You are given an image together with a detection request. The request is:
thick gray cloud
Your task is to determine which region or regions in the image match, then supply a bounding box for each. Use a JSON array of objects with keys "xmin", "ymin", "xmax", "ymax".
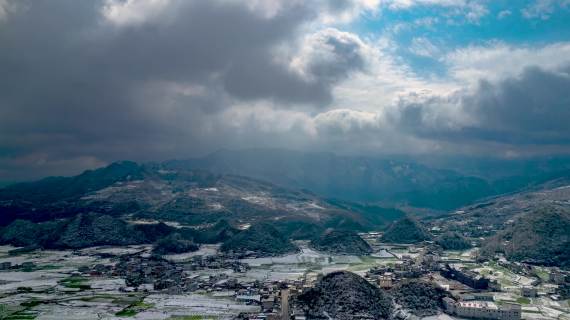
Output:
[
  {"xmin": 394, "ymin": 65, "xmax": 570, "ymax": 146},
  {"xmin": 1, "ymin": 0, "xmax": 570, "ymax": 182},
  {"xmin": 0, "ymin": 0, "xmax": 369, "ymax": 180}
]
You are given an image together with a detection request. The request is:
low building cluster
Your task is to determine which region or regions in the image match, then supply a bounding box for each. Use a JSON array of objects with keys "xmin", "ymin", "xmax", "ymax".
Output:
[
  {"xmin": 74, "ymin": 254, "xmax": 249, "ymax": 294},
  {"xmin": 0, "ymin": 261, "xmax": 35, "ymax": 271},
  {"xmin": 235, "ymin": 285, "xmax": 295, "ymax": 320},
  {"xmin": 187, "ymin": 255, "xmax": 250, "ymax": 272},
  {"xmin": 366, "ymin": 253, "xmax": 442, "ymax": 287},
  {"xmin": 76, "ymin": 253, "xmax": 301, "ymax": 319}
]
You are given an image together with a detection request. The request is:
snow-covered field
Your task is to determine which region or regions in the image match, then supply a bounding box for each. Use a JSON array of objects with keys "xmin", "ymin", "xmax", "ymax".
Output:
[
  {"xmin": 163, "ymin": 244, "xmax": 220, "ymax": 262},
  {"xmin": 0, "ymin": 243, "xmax": 393, "ymax": 319}
]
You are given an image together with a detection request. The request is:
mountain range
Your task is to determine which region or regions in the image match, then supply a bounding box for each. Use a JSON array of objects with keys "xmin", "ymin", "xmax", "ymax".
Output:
[
  {"xmin": 2, "ymin": 149, "xmax": 570, "ymax": 265},
  {"xmin": 0, "ymin": 159, "xmax": 411, "ymax": 252},
  {"xmin": 165, "ymin": 149, "xmax": 570, "ymax": 210},
  {"xmin": 0, "ymin": 161, "xmax": 368, "ymax": 228}
]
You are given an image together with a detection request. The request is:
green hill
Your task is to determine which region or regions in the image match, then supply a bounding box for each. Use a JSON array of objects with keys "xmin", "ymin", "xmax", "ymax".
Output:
[
  {"xmin": 220, "ymin": 222, "xmax": 297, "ymax": 257},
  {"xmin": 436, "ymin": 232, "xmax": 472, "ymax": 250},
  {"xmin": 1, "ymin": 213, "xmax": 148, "ymax": 249},
  {"xmin": 0, "ymin": 219, "xmax": 64, "ymax": 248},
  {"xmin": 392, "ymin": 280, "xmax": 449, "ymax": 316},
  {"xmin": 480, "ymin": 206, "xmax": 570, "ymax": 268},
  {"xmin": 193, "ymin": 219, "xmax": 240, "ymax": 243},
  {"xmin": 153, "ymin": 233, "xmax": 199, "ymax": 255},
  {"xmin": 55, "ymin": 213, "xmax": 145, "ymax": 248},
  {"xmin": 272, "ymin": 220, "xmax": 325, "ymax": 240},
  {"xmin": 298, "ymin": 271, "xmax": 393, "ymax": 320},
  {"xmin": 0, "ymin": 215, "xmax": 197, "ymax": 250},
  {"xmin": 310, "ymin": 230, "xmax": 372, "ymax": 255},
  {"xmin": 381, "ymin": 217, "xmax": 432, "ymax": 244}
]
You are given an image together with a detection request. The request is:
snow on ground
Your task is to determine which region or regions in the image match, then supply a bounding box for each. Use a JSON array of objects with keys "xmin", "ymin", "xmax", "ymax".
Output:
[
  {"xmin": 79, "ymin": 245, "xmax": 151, "ymax": 256},
  {"xmin": 34, "ymin": 300, "xmax": 122, "ymax": 320},
  {"xmin": 163, "ymin": 244, "xmax": 220, "ymax": 262},
  {"xmin": 89, "ymin": 278, "xmax": 125, "ymax": 291},
  {"xmin": 241, "ymin": 195, "xmax": 275, "ymax": 208},
  {"xmin": 145, "ymin": 293, "xmax": 260, "ymax": 318},
  {"xmin": 422, "ymin": 313, "xmax": 460, "ymax": 320},
  {"xmin": 0, "ymin": 271, "xmax": 68, "ymax": 291},
  {"xmin": 240, "ymin": 247, "xmax": 362, "ymax": 267},
  {"xmin": 128, "ymin": 219, "xmax": 184, "ymax": 229}
]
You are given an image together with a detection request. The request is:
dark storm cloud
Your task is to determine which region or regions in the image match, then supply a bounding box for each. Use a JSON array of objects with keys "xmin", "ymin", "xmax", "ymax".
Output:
[
  {"xmin": 394, "ymin": 65, "xmax": 570, "ymax": 146},
  {"xmin": 0, "ymin": 0, "xmax": 368, "ymax": 180},
  {"xmin": 224, "ymin": 27, "xmax": 368, "ymax": 104},
  {"xmin": 222, "ymin": 53, "xmax": 333, "ymax": 104},
  {"xmin": 305, "ymin": 30, "xmax": 366, "ymax": 83},
  {"xmin": 468, "ymin": 66, "xmax": 570, "ymax": 144}
]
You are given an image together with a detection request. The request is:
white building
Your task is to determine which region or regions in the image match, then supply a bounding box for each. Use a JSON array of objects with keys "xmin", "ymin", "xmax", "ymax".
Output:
[{"xmin": 444, "ymin": 298, "xmax": 521, "ymax": 320}]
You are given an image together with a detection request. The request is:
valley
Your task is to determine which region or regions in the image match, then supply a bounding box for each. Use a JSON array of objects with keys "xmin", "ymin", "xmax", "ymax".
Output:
[
  {"xmin": 0, "ymin": 161, "xmax": 569, "ymax": 320},
  {"xmin": 4, "ymin": 2, "xmax": 570, "ymax": 319}
]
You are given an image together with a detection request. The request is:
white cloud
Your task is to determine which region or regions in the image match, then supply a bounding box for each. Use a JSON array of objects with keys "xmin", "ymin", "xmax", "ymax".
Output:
[
  {"xmin": 222, "ymin": 102, "xmax": 317, "ymax": 136},
  {"xmin": 314, "ymin": 109, "xmax": 382, "ymax": 133},
  {"xmin": 382, "ymin": 0, "xmax": 488, "ymax": 23},
  {"xmin": 409, "ymin": 37, "xmax": 440, "ymax": 58},
  {"xmin": 414, "ymin": 16, "xmax": 440, "ymax": 27},
  {"xmin": 329, "ymin": 35, "xmax": 457, "ymax": 113},
  {"xmin": 497, "ymin": 9, "xmax": 511, "ymax": 19},
  {"xmin": 464, "ymin": 2, "xmax": 488, "ymax": 23},
  {"xmin": 383, "ymin": 0, "xmax": 467, "ymax": 10},
  {"xmin": 446, "ymin": 42, "xmax": 570, "ymax": 85},
  {"xmin": 521, "ymin": 0, "xmax": 570, "ymax": 20}
]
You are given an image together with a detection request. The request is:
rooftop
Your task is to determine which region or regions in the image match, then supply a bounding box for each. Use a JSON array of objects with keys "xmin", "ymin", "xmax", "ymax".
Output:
[{"xmin": 458, "ymin": 301, "xmax": 498, "ymax": 310}]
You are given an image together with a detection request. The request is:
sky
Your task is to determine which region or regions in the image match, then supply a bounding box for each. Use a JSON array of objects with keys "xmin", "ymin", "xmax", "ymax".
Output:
[{"xmin": 1, "ymin": 0, "xmax": 570, "ymax": 181}]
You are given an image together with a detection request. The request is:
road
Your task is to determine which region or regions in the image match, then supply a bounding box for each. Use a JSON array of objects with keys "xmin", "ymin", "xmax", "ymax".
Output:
[{"xmin": 281, "ymin": 288, "xmax": 289, "ymax": 320}]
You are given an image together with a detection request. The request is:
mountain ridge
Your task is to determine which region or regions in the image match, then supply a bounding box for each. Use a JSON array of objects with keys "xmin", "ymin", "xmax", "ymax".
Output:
[
  {"xmin": 165, "ymin": 149, "xmax": 570, "ymax": 211},
  {"xmin": 0, "ymin": 161, "xmax": 404, "ymax": 236},
  {"xmin": 480, "ymin": 206, "xmax": 570, "ymax": 267}
]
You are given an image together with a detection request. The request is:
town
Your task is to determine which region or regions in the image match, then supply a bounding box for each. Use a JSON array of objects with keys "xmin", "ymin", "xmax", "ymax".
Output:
[{"xmin": 0, "ymin": 233, "xmax": 568, "ymax": 320}]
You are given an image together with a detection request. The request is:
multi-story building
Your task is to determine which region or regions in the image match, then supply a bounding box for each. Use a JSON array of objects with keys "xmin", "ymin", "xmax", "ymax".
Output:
[
  {"xmin": 521, "ymin": 286, "xmax": 538, "ymax": 297},
  {"xmin": 443, "ymin": 298, "xmax": 521, "ymax": 320},
  {"xmin": 0, "ymin": 262, "xmax": 11, "ymax": 270},
  {"xmin": 549, "ymin": 270, "xmax": 567, "ymax": 284},
  {"xmin": 441, "ymin": 265, "xmax": 489, "ymax": 289},
  {"xmin": 378, "ymin": 274, "xmax": 394, "ymax": 289}
]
